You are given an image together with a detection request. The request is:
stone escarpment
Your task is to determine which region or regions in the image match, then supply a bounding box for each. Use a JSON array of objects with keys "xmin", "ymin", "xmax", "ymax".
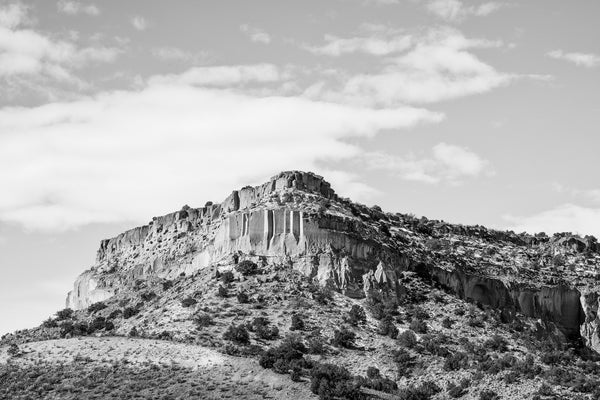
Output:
[
  {"xmin": 66, "ymin": 170, "xmax": 600, "ymax": 354},
  {"xmin": 416, "ymin": 264, "xmax": 586, "ymax": 340},
  {"xmin": 67, "ymin": 171, "xmax": 402, "ymax": 309}
]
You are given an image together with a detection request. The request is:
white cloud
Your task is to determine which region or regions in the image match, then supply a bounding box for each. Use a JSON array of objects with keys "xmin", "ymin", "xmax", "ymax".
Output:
[
  {"xmin": 0, "ymin": 2, "xmax": 28, "ymax": 28},
  {"xmin": 504, "ymin": 204, "xmax": 600, "ymax": 237},
  {"xmin": 148, "ymin": 64, "xmax": 285, "ymax": 86},
  {"xmin": 364, "ymin": 142, "xmax": 489, "ymax": 184},
  {"xmin": 151, "ymin": 46, "xmax": 209, "ymax": 63},
  {"xmin": 0, "ymin": 64, "xmax": 442, "ymax": 231},
  {"xmin": 547, "ymin": 49, "xmax": 600, "ymax": 68},
  {"xmin": 426, "ymin": 0, "xmax": 503, "ymax": 22},
  {"xmin": 304, "ymin": 33, "xmax": 412, "ymax": 56},
  {"xmin": 0, "ymin": 3, "xmax": 119, "ymax": 81},
  {"xmin": 305, "ymin": 27, "xmax": 512, "ymax": 105},
  {"xmin": 57, "ymin": 1, "xmax": 100, "ymax": 16},
  {"xmin": 131, "ymin": 16, "xmax": 148, "ymax": 31},
  {"xmin": 552, "ymin": 183, "xmax": 600, "ymax": 203},
  {"xmin": 240, "ymin": 24, "xmax": 271, "ymax": 44}
]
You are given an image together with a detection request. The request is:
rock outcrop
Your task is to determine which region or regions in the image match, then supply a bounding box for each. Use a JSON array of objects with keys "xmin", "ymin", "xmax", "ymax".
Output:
[{"xmin": 66, "ymin": 170, "xmax": 600, "ymax": 353}]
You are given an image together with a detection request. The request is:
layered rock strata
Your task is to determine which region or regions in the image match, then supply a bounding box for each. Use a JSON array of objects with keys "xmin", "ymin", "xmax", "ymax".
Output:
[{"xmin": 66, "ymin": 170, "xmax": 600, "ymax": 353}]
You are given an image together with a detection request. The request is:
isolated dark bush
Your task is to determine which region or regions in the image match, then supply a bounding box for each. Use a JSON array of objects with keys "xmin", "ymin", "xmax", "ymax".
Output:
[
  {"xmin": 290, "ymin": 365, "xmax": 302, "ymax": 382},
  {"xmin": 259, "ymin": 335, "xmax": 306, "ymax": 371},
  {"xmin": 221, "ymin": 271, "xmax": 235, "ymax": 284},
  {"xmin": 7, "ymin": 344, "xmax": 20, "ymax": 357},
  {"xmin": 236, "ymin": 291, "xmax": 249, "ymax": 303},
  {"xmin": 223, "ymin": 324, "xmax": 250, "ymax": 345},
  {"xmin": 447, "ymin": 379, "xmax": 470, "ymax": 398},
  {"xmin": 442, "ymin": 316, "xmax": 454, "ymax": 329},
  {"xmin": 217, "ymin": 285, "xmax": 228, "ymax": 297},
  {"xmin": 484, "ymin": 334, "xmax": 508, "ymax": 352},
  {"xmin": 312, "ymin": 285, "xmax": 333, "ymax": 304},
  {"xmin": 307, "ymin": 335, "xmax": 326, "ymax": 354},
  {"xmin": 290, "ymin": 314, "xmax": 305, "ymax": 331},
  {"xmin": 162, "ymin": 280, "xmax": 174, "ymax": 290},
  {"xmin": 392, "ymin": 348, "xmax": 415, "ymax": 378},
  {"xmin": 310, "ymin": 363, "xmax": 361, "ymax": 400},
  {"xmin": 479, "ymin": 389, "xmax": 499, "ymax": 400},
  {"xmin": 42, "ymin": 317, "xmax": 58, "ymax": 328},
  {"xmin": 444, "ymin": 352, "xmax": 469, "ymax": 371},
  {"xmin": 378, "ymin": 318, "xmax": 398, "ymax": 339},
  {"xmin": 157, "ymin": 331, "xmax": 172, "ymax": 340},
  {"xmin": 140, "ymin": 291, "xmax": 156, "ymax": 302},
  {"xmin": 128, "ymin": 327, "xmax": 139, "ymax": 337},
  {"xmin": 56, "ymin": 308, "xmax": 74, "ymax": 321},
  {"xmin": 421, "ymin": 334, "xmax": 450, "ymax": 357},
  {"xmin": 181, "ymin": 297, "xmax": 197, "ymax": 308},
  {"xmin": 195, "ymin": 313, "xmax": 214, "ymax": 329},
  {"xmin": 122, "ymin": 307, "xmax": 139, "ymax": 319},
  {"xmin": 396, "ymin": 381, "xmax": 440, "ymax": 400},
  {"xmin": 347, "ymin": 305, "xmax": 367, "ymax": 326},
  {"xmin": 88, "ymin": 302, "xmax": 107, "ymax": 313},
  {"xmin": 398, "ymin": 329, "xmax": 418, "ymax": 348},
  {"xmin": 331, "ymin": 327, "xmax": 356, "ymax": 348},
  {"xmin": 409, "ymin": 318, "xmax": 428, "ymax": 334},
  {"xmin": 235, "ymin": 260, "xmax": 258, "ymax": 275}
]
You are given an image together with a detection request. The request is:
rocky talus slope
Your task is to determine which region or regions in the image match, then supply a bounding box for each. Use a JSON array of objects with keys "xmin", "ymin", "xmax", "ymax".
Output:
[{"xmin": 2, "ymin": 171, "xmax": 600, "ymax": 400}]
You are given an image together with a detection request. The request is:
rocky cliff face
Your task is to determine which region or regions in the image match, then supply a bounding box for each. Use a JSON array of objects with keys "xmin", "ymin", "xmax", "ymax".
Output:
[{"xmin": 66, "ymin": 170, "xmax": 600, "ymax": 353}]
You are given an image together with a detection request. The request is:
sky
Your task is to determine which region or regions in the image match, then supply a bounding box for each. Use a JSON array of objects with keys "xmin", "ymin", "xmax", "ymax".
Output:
[{"xmin": 1, "ymin": 0, "xmax": 599, "ymax": 335}]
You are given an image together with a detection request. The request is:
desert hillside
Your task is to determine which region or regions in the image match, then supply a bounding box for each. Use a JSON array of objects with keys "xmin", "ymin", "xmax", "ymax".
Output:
[{"xmin": 2, "ymin": 171, "xmax": 599, "ymax": 400}]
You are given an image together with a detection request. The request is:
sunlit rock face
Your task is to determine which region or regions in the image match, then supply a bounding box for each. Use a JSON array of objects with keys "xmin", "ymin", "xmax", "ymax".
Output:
[
  {"xmin": 67, "ymin": 171, "xmax": 398, "ymax": 309},
  {"xmin": 66, "ymin": 170, "xmax": 600, "ymax": 354}
]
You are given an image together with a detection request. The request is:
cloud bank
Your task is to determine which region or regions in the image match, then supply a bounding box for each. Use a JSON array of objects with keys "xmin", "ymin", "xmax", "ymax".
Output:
[{"xmin": 0, "ymin": 64, "xmax": 442, "ymax": 231}]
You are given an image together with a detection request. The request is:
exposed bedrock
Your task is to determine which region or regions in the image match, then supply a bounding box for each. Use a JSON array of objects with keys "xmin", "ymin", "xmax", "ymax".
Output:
[{"xmin": 417, "ymin": 264, "xmax": 591, "ymax": 344}]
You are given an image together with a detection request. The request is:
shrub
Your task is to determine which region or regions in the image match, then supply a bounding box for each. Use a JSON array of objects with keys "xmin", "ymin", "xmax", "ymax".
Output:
[
  {"xmin": 484, "ymin": 335, "xmax": 508, "ymax": 353},
  {"xmin": 235, "ymin": 260, "xmax": 258, "ymax": 275},
  {"xmin": 310, "ymin": 363, "xmax": 361, "ymax": 400},
  {"xmin": 366, "ymin": 367, "xmax": 380, "ymax": 380},
  {"xmin": 181, "ymin": 297, "xmax": 197, "ymax": 308},
  {"xmin": 398, "ymin": 330, "xmax": 418, "ymax": 348},
  {"xmin": 237, "ymin": 291, "xmax": 249, "ymax": 303},
  {"xmin": 88, "ymin": 302, "xmax": 107, "ymax": 313},
  {"xmin": 409, "ymin": 318, "xmax": 428, "ymax": 334},
  {"xmin": 157, "ymin": 331, "xmax": 172, "ymax": 340},
  {"xmin": 346, "ymin": 305, "xmax": 367, "ymax": 326},
  {"xmin": 140, "ymin": 291, "xmax": 156, "ymax": 302},
  {"xmin": 331, "ymin": 327, "xmax": 356, "ymax": 348},
  {"xmin": 7, "ymin": 344, "xmax": 20, "ymax": 357},
  {"xmin": 217, "ymin": 285, "xmax": 228, "ymax": 298},
  {"xmin": 256, "ymin": 324, "xmax": 279, "ymax": 340},
  {"xmin": 221, "ymin": 270, "xmax": 235, "ymax": 284},
  {"xmin": 392, "ymin": 348, "xmax": 415, "ymax": 378},
  {"xmin": 42, "ymin": 317, "xmax": 58, "ymax": 328},
  {"xmin": 444, "ymin": 352, "xmax": 469, "ymax": 371},
  {"xmin": 259, "ymin": 335, "xmax": 307, "ymax": 371},
  {"xmin": 195, "ymin": 313, "xmax": 214, "ymax": 329},
  {"xmin": 397, "ymin": 381, "xmax": 440, "ymax": 400},
  {"xmin": 162, "ymin": 280, "xmax": 173, "ymax": 290},
  {"xmin": 307, "ymin": 335, "xmax": 326, "ymax": 355},
  {"xmin": 290, "ymin": 366, "xmax": 302, "ymax": 382},
  {"xmin": 223, "ymin": 324, "xmax": 249, "ymax": 345},
  {"xmin": 442, "ymin": 316, "xmax": 454, "ymax": 329},
  {"xmin": 447, "ymin": 379, "xmax": 469, "ymax": 398},
  {"xmin": 479, "ymin": 390, "xmax": 499, "ymax": 400},
  {"xmin": 312, "ymin": 285, "xmax": 333, "ymax": 305},
  {"xmin": 378, "ymin": 318, "xmax": 399, "ymax": 339},
  {"xmin": 290, "ymin": 314, "xmax": 305, "ymax": 331},
  {"xmin": 56, "ymin": 308, "xmax": 74, "ymax": 321},
  {"xmin": 123, "ymin": 307, "xmax": 139, "ymax": 319},
  {"xmin": 421, "ymin": 334, "xmax": 450, "ymax": 357}
]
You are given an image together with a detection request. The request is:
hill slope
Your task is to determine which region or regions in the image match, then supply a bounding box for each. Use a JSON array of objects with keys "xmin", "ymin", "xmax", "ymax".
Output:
[{"xmin": 2, "ymin": 171, "xmax": 600, "ymax": 399}]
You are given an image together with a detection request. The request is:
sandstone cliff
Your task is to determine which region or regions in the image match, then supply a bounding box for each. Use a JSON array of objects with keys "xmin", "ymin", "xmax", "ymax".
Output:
[{"xmin": 66, "ymin": 170, "xmax": 600, "ymax": 353}]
